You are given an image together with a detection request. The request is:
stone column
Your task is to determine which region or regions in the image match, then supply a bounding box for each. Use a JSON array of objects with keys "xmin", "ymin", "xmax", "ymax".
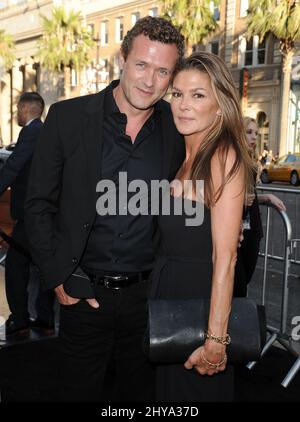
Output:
[
  {"xmin": 24, "ymin": 56, "xmax": 37, "ymax": 92},
  {"xmin": 224, "ymin": 0, "xmax": 237, "ymax": 67},
  {"xmin": 270, "ymin": 92, "xmax": 280, "ymax": 155},
  {"xmin": 0, "ymin": 70, "xmax": 12, "ymax": 145}
]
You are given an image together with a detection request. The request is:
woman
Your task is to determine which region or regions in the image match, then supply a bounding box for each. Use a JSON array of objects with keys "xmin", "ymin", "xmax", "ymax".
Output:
[
  {"xmin": 234, "ymin": 117, "xmax": 286, "ymax": 297},
  {"xmin": 151, "ymin": 52, "xmax": 254, "ymax": 402}
]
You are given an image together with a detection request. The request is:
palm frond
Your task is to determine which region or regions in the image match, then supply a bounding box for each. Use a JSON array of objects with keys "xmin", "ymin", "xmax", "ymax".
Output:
[
  {"xmin": 247, "ymin": 0, "xmax": 300, "ymax": 47},
  {"xmin": 37, "ymin": 6, "xmax": 95, "ymax": 72},
  {"xmin": 159, "ymin": 0, "xmax": 220, "ymax": 47},
  {"xmin": 0, "ymin": 29, "xmax": 15, "ymax": 70}
]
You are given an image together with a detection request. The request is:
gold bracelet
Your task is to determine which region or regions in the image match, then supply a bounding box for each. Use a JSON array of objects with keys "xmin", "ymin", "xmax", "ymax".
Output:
[
  {"xmin": 205, "ymin": 331, "xmax": 231, "ymax": 345},
  {"xmin": 200, "ymin": 351, "xmax": 227, "ymax": 369}
]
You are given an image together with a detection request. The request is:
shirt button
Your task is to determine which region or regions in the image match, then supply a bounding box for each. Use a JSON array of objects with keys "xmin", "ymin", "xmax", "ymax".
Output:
[
  {"xmin": 83, "ymin": 223, "xmax": 90, "ymax": 229},
  {"xmin": 118, "ymin": 233, "xmax": 123, "ymax": 238},
  {"xmin": 72, "ymin": 257, "xmax": 78, "ymax": 264}
]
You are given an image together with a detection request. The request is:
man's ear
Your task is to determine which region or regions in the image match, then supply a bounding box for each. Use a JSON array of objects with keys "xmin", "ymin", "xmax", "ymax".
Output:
[{"xmin": 119, "ymin": 54, "xmax": 125, "ymax": 70}]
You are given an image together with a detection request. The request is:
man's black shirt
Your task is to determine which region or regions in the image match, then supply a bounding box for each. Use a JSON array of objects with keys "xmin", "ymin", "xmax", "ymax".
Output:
[{"xmin": 80, "ymin": 80, "xmax": 163, "ymax": 273}]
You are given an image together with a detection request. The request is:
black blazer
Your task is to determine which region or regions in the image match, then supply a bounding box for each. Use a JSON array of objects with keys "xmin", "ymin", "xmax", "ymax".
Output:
[
  {"xmin": 0, "ymin": 118, "xmax": 43, "ymax": 220},
  {"xmin": 25, "ymin": 87, "xmax": 185, "ymax": 291}
]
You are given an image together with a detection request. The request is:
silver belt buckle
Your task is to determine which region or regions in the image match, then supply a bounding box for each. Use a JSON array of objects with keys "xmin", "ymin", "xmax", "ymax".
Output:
[{"xmin": 103, "ymin": 274, "xmax": 129, "ymax": 289}]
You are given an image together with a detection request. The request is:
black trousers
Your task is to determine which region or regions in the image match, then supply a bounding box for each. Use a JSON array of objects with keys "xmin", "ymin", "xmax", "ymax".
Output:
[
  {"xmin": 5, "ymin": 220, "xmax": 55, "ymax": 325},
  {"xmin": 234, "ymin": 230, "xmax": 262, "ymax": 298},
  {"xmin": 58, "ymin": 278, "xmax": 155, "ymax": 402}
]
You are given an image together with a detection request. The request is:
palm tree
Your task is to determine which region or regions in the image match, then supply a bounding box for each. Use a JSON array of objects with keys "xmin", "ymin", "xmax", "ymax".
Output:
[
  {"xmin": 247, "ymin": 0, "xmax": 300, "ymax": 156},
  {"xmin": 0, "ymin": 30, "xmax": 15, "ymax": 146},
  {"xmin": 0, "ymin": 29, "xmax": 15, "ymax": 71},
  {"xmin": 37, "ymin": 6, "xmax": 95, "ymax": 99},
  {"xmin": 159, "ymin": 0, "xmax": 220, "ymax": 55}
]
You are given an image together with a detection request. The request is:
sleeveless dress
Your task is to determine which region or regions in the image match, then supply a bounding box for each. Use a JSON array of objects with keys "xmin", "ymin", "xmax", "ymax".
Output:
[{"xmin": 151, "ymin": 195, "xmax": 234, "ymax": 402}]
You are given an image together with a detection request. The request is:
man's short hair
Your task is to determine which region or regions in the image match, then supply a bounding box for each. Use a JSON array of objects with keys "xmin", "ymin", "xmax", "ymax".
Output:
[
  {"xmin": 19, "ymin": 92, "xmax": 45, "ymax": 115},
  {"xmin": 121, "ymin": 16, "xmax": 185, "ymax": 66}
]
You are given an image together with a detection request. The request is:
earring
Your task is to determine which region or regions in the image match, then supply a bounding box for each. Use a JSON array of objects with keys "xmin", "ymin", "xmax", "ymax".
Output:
[{"xmin": 216, "ymin": 110, "xmax": 222, "ymax": 116}]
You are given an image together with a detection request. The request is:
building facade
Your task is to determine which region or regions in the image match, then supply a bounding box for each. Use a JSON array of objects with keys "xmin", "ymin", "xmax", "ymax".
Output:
[
  {"xmin": 202, "ymin": 0, "xmax": 283, "ymax": 155},
  {"xmin": 0, "ymin": 0, "xmax": 296, "ymax": 155},
  {"xmin": 0, "ymin": 0, "xmax": 159, "ymax": 144}
]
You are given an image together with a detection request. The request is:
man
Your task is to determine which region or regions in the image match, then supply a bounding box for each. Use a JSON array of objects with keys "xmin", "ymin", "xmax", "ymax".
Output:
[
  {"xmin": 25, "ymin": 17, "xmax": 185, "ymax": 401},
  {"xmin": 0, "ymin": 92, "xmax": 55, "ymax": 335}
]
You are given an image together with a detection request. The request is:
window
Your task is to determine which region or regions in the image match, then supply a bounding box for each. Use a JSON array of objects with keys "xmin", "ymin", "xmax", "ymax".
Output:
[
  {"xmin": 131, "ymin": 12, "xmax": 140, "ymax": 27},
  {"xmin": 149, "ymin": 7, "xmax": 158, "ymax": 17},
  {"xmin": 240, "ymin": 0, "xmax": 249, "ymax": 17},
  {"xmin": 71, "ymin": 69, "xmax": 77, "ymax": 87},
  {"xmin": 87, "ymin": 24, "xmax": 95, "ymax": 37},
  {"xmin": 286, "ymin": 155, "xmax": 296, "ymax": 163},
  {"xmin": 210, "ymin": 41, "xmax": 219, "ymax": 56},
  {"xmin": 257, "ymin": 38, "xmax": 266, "ymax": 65},
  {"xmin": 0, "ymin": 1, "xmax": 8, "ymax": 9},
  {"xmin": 115, "ymin": 17, "xmax": 124, "ymax": 43},
  {"xmin": 210, "ymin": 1, "xmax": 220, "ymax": 21},
  {"xmin": 278, "ymin": 155, "xmax": 287, "ymax": 164},
  {"xmin": 239, "ymin": 35, "xmax": 266, "ymax": 67},
  {"xmin": 99, "ymin": 58, "xmax": 109, "ymax": 84},
  {"xmin": 101, "ymin": 21, "xmax": 109, "ymax": 46},
  {"xmin": 245, "ymin": 38, "xmax": 253, "ymax": 66}
]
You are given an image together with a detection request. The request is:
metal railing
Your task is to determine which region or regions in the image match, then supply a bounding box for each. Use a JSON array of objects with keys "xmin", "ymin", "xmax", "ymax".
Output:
[
  {"xmin": 257, "ymin": 185, "xmax": 300, "ymax": 265},
  {"xmin": 246, "ymin": 197, "xmax": 300, "ymax": 387}
]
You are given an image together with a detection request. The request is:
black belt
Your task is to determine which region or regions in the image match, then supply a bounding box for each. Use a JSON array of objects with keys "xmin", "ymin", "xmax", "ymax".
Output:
[{"xmin": 89, "ymin": 270, "xmax": 152, "ymax": 290}]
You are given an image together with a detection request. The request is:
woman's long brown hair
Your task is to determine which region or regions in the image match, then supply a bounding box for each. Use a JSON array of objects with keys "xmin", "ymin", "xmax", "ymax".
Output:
[{"xmin": 173, "ymin": 52, "xmax": 254, "ymax": 207}]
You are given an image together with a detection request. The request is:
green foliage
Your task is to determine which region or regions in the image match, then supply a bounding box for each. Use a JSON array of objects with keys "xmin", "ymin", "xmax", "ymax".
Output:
[
  {"xmin": 247, "ymin": 0, "xmax": 300, "ymax": 51},
  {"xmin": 0, "ymin": 29, "xmax": 15, "ymax": 70},
  {"xmin": 159, "ymin": 0, "xmax": 220, "ymax": 47},
  {"xmin": 37, "ymin": 6, "xmax": 95, "ymax": 72}
]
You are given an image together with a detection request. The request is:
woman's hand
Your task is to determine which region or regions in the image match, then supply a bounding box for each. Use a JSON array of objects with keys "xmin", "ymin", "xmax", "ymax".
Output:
[
  {"xmin": 184, "ymin": 342, "xmax": 227, "ymax": 376},
  {"xmin": 266, "ymin": 194, "xmax": 286, "ymax": 211},
  {"xmin": 245, "ymin": 193, "xmax": 255, "ymax": 207}
]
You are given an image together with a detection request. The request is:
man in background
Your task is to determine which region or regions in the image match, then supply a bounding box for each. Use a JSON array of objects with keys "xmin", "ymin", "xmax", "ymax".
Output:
[{"xmin": 0, "ymin": 92, "xmax": 55, "ymax": 335}]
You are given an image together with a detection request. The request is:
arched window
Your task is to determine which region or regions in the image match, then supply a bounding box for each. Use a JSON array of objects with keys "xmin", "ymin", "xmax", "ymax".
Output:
[{"xmin": 256, "ymin": 111, "xmax": 269, "ymax": 152}]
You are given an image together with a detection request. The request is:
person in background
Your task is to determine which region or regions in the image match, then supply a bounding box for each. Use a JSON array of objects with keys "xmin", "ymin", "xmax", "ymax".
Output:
[
  {"xmin": 234, "ymin": 117, "xmax": 286, "ymax": 297},
  {"xmin": 0, "ymin": 92, "xmax": 55, "ymax": 335}
]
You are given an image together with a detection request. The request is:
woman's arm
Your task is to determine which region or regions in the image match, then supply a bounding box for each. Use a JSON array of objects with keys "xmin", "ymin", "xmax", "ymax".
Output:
[
  {"xmin": 257, "ymin": 194, "xmax": 286, "ymax": 211},
  {"xmin": 184, "ymin": 148, "xmax": 245, "ymax": 376}
]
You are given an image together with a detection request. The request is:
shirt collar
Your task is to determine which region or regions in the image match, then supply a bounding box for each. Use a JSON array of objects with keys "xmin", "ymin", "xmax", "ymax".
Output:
[{"xmin": 25, "ymin": 118, "xmax": 35, "ymax": 126}]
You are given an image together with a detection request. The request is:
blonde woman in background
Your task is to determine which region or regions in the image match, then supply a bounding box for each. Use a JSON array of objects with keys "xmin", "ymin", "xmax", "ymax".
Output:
[{"xmin": 233, "ymin": 117, "xmax": 285, "ymax": 297}]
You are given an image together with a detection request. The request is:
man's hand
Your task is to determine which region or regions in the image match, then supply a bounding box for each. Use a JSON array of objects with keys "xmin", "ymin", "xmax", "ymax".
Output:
[{"xmin": 54, "ymin": 284, "xmax": 100, "ymax": 308}]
